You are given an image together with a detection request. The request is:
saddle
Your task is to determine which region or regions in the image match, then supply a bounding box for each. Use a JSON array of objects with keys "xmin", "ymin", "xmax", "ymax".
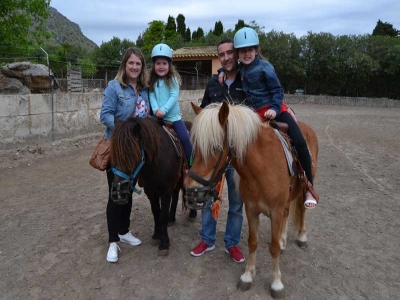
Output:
[{"xmin": 152, "ymin": 117, "xmax": 190, "ymax": 178}]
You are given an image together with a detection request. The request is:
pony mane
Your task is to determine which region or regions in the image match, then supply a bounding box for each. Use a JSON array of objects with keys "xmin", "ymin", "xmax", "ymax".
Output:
[
  {"xmin": 110, "ymin": 117, "xmax": 160, "ymax": 173},
  {"xmin": 191, "ymin": 103, "xmax": 261, "ymax": 162}
]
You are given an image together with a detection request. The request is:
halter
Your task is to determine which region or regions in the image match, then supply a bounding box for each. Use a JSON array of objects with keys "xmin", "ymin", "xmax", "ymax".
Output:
[
  {"xmin": 110, "ymin": 148, "xmax": 145, "ymax": 205},
  {"xmin": 185, "ymin": 123, "xmax": 233, "ymax": 209}
]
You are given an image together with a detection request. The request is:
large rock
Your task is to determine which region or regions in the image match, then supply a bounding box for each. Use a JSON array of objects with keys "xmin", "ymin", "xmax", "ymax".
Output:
[
  {"xmin": 0, "ymin": 74, "xmax": 30, "ymax": 94},
  {"xmin": 0, "ymin": 62, "xmax": 59, "ymax": 94}
]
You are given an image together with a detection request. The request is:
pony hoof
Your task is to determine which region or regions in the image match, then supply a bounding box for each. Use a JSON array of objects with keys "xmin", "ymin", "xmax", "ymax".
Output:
[
  {"xmin": 167, "ymin": 221, "xmax": 176, "ymax": 227},
  {"xmin": 189, "ymin": 209, "xmax": 197, "ymax": 219},
  {"xmin": 158, "ymin": 249, "xmax": 169, "ymax": 256},
  {"xmin": 271, "ymin": 288, "xmax": 285, "ymax": 299},
  {"xmin": 237, "ymin": 280, "xmax": 252, "ymax": 291},
  {"xmin": 150, "ymin": 239, "xmax": 160, "ymax": 246},
  {"xmin": 296, "ymin": 240, "xmax": 308, "ymax": 249},
  {"xmin": 280, "ymin": 249, "xmax": 285, "ymax": 255}
]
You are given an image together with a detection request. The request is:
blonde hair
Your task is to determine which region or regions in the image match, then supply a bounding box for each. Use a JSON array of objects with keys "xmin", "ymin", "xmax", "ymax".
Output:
[
  {"xmin": 149, "ymin": 59, "xmax": 181, "ymax": 91},
  {"xmin": 115, "ymin": 47, "xmax": 149, "ymax": 90}
]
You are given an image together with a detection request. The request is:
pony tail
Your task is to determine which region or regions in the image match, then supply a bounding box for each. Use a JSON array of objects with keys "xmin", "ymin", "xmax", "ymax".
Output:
[{"xmin": 289, "ymin": 194, "xmax": 305, "ymax": 233}]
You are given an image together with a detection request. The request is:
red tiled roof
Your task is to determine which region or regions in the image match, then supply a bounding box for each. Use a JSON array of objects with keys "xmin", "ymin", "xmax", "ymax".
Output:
[{"xmin": 173, "ymin": 46, "xmax": 218, "ymax": 58}]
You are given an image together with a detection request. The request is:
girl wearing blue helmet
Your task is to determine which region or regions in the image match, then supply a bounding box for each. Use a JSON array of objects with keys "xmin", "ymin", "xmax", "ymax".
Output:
[
  {"xmin": 232, "ymin": 27, "xmax": 319, "ymax": 209},
  {"xmin": 149, "ymin": 43, "xmax": 193, "ymax": 167}
]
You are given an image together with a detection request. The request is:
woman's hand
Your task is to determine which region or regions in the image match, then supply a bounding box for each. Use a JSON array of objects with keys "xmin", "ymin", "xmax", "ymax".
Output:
[
  {"xmin": 264, "ymin": 109, "xmax": 276, "ymax": 120},
  {"xmin": 155, "ymin": 109, "xmax": 165, "ymax": 118}
]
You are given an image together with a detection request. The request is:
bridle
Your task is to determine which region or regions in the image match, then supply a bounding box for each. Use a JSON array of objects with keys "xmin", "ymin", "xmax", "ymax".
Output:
[
  {"xmin": 185, "ymin": 123, "xmax": 233, "ymax": 209},
  {"xmin": 110, "ymin": 147, "xmax": 145, "ymax": 205}
]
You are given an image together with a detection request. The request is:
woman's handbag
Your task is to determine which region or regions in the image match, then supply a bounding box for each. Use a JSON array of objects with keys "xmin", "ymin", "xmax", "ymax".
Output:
[{"xmin": 89, "ymin": 138, "xmax": 111, "ymax": 171}]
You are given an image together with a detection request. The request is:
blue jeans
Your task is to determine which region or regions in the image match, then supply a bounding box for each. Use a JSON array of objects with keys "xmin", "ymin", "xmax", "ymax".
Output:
[{"xmin": 200, "ymin": 164, "xmax": 243, "ymax": 249}]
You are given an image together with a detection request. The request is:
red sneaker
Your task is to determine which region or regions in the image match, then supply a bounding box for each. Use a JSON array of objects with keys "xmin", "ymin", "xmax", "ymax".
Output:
[
  {"xmin": 190, "ymin": 240, "xmax": 215, "ymax": 257},
  {"xmin": 225, "ymin": 245, "xmax": 245, "ymax": 263}
]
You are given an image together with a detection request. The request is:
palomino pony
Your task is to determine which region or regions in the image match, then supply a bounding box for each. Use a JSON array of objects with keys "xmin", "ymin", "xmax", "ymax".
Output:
[
  {"xmin": 109, "ymin": 116, "xmax": 190, "ymax": 256},
  {"xmin": 186, "ymin": 102, "xmax": 318, "ymax": 298}
]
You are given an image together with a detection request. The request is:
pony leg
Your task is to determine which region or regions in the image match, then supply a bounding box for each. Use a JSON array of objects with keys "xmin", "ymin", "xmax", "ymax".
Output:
[
  {"xmin": 290, "ymin": 195, "xmax": 308, "ymax": 248},
  {"xmin": 149, "ymin": 194, "xmax": 162, "ymax": 245},
  {"xmin": 280, "ymin": 215, "xmax": 289, "ymax": 253},
  {"xmin": 280, "ymin": 203, "xmax": 290, "ymax": 253},
  {"xmin": 237, "ymin": 209, "xmax": 259, "ymax": 291},
  {"xmin": 158, "ymin": 194, "xmax": 172, "ymax": 256},
  {"xmin": 270, "ymin": 212, "xmax": 285, "ymax": 298},
  {"xmin": 168, "ymin": 189, "xmax": 180, "ymax": 225}
]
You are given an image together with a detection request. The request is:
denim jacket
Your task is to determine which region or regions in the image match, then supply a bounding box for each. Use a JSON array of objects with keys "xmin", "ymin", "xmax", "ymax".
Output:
[
  {"xmin": 100, "ymin": 79, "xmax": 150, "ymax": 140},
  {"xmin": 239, "ymin": 56, "xmax": 284, "ymax": 114}
]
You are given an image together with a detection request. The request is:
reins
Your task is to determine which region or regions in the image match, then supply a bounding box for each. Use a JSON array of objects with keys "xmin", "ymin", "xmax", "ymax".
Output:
[
  {"xmin": 185, "ymin": 123, "xmax": 233, "ymax": 209},
  {"xmin": 111, "ymin": 147, "xmax": 145, "ymax": 195}
]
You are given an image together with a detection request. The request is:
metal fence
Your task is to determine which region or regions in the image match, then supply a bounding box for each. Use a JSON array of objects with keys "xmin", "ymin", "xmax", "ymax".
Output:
[{"xmin": 56, "ymin": 74, "xmax": 209, "ymax": 92}]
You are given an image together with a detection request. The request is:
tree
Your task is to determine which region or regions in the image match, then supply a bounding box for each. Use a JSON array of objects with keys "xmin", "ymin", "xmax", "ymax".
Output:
[
  {"xmin": 92, "ymin": 37, "xmax": 135, "ymax": 71},
  {"xmin": 372, "ymin": 20, "xmax": 399, "ymax": 37},
  {"xmin": 176, "ymin": 14, "xmax": 186, "ymax": 39},
  {"xmin": 165, "ymin": 15, "xmax": 176, "ymax": 32},
  {"xmin": 234, "ymin": 19, "xmax": 248, "ymax": 32},
  {"xmin": 185, "ymin": 28, "xmax": 191, "ymax": 42},
  {"xmin": 77, "ymin": 58, "xmax": 97, "ymax": 78},
  {"xmin": 0, "ymin": 0, "xmax": 51, "ymax": 58},
  {"xmin": 193, "ymin": 27, "xmax": 204, "ymax": 40},
  {"xmin": 213, "ymin": 21, "xmax": 223, "ymax": 36},
  {"xmin": 142, "ymin": 21, "xmax": 165, "ymax": 57}
]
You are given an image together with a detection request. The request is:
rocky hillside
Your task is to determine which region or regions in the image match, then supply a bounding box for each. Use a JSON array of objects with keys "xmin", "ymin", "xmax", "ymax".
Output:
[{"xmin": 45, "ymin": 7, "xmax": 98, "ymax": 52}]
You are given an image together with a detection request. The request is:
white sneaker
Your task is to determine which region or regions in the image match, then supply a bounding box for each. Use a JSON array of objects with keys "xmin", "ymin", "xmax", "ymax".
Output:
[
  {"xmin": 107, "ymin": 242, "xmax": 120, "ymax": 263},
  {"xmin": 118, "ymin": 231, "xmax": 142, "ymax": 246}
]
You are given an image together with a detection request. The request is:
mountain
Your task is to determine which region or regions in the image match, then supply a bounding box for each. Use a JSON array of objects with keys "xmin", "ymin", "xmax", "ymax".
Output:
[{"xmin": 45, "ymin": 7, "xmax": 98, "ymax": 52}]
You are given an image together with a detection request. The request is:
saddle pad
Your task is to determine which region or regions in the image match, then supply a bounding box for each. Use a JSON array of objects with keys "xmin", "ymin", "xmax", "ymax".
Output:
[{"xmin": 272, "ymin": 129, "xmax": 294, "ymax": 176}]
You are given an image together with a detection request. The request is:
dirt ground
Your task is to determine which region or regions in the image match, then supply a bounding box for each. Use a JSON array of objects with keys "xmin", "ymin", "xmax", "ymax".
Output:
[{"xmin": 0, "ymin": 104, "xmax": 399, "ymax": 300}]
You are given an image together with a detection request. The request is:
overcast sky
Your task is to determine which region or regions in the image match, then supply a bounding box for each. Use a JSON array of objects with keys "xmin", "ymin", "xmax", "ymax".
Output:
[{"xmin": 50, "ymin": 0, "xmax": 400, "ymax": 46}]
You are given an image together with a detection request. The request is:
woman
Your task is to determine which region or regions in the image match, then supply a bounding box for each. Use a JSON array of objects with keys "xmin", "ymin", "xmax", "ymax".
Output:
[{"xmin": 100, "ymin": 47, "xmax": 150, "ymax": 263}]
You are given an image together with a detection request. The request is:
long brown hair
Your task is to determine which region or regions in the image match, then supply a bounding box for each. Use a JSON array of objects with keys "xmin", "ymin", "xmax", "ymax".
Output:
[{"xmin": 115, "ymin": 47, "xmax": 149, "ymax": 90}]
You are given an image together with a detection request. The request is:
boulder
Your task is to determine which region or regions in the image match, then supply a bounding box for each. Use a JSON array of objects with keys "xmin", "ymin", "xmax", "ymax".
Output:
[
  {"xmin": 0, "ymin": 74, "xmax": 30, "ymax": 94},
  {"xmin": 0, "ymin": 61, "xmax": 59, "ymax": 94}
]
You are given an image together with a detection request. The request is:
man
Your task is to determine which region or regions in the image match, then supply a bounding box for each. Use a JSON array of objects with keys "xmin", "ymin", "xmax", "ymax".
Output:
[{"xmin": 190, "ymin": 39, "xmax": 246, "ymax": 263}]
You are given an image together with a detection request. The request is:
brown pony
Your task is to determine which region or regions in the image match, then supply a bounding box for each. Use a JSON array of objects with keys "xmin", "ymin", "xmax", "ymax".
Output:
[
  {"xmin": 109, "ymin": 117, "xmax": 190, "ymax": 256},
  {"xmin": 186, "ymin": 101, "xmax": 318, "ymax": 298}
]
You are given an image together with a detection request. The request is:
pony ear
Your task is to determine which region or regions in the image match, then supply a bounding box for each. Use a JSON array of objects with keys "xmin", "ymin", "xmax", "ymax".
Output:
[
  {"xmin": 218, "ymin": 101, "xmax": 229, "ymax": 126},
  {"xmin": 191, "ymin": 102, "xmax": 202, "ymax": 115}
]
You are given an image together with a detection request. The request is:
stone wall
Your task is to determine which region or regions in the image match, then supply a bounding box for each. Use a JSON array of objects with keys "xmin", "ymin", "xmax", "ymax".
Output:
[{"xmin": 0, "ymin": 91, "xmax": 399, "ymax": 149}]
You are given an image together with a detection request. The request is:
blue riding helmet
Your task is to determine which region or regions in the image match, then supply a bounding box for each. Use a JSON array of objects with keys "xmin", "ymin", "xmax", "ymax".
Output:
[
  {"xmin": 233, "ymin": 27, "xmax": 259, "ymax": 49},
  {"xmin": 151, "ymin": 43, "xmax": 173, "ymax": 62}
]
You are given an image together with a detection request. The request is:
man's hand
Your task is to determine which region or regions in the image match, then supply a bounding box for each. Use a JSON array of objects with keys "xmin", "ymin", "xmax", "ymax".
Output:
[{"xmin": 264, "ymin": 109, "xmax": 276, "ymax": 120}]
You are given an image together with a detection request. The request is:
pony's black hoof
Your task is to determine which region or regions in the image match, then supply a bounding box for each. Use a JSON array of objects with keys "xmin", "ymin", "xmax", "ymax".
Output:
[
  {"xmin": 237, "ymin": 280, "xmax": 251, "ymax": 291},
  {"xmin": 271, "ymin": 288, "xmax": 285, "ymax": 299},
  {"xmin": 280, "ymin": 249, "xmax": 285, "ymax": 255},
  {"xmin": 150, "ymin": 239, "xmax": 160, "ymax": 246},
  {"xmin": 158, "ymin": 249, "xmax": 169, "ymax": 256},
  {"xmin": 189, "ymin": 209, "xmax": 197, "ymax": 219},
  {"xmin": 296, "ymin": 240, "xmax": 308, "ymax": 249},
  {"xmin": 167, "ymin": 221, "xmax": 176, "ymax": 227}
]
